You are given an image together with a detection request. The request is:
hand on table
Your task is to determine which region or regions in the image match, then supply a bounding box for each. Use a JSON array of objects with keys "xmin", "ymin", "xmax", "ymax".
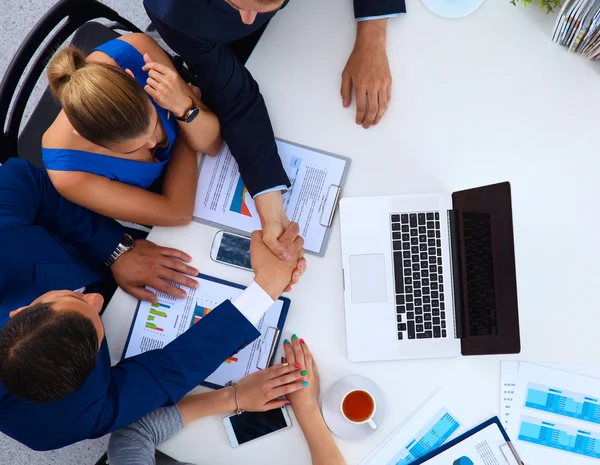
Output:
[
  {"xmin": 235, "ymin": 363, "xmax": 308, "ymax": 412},
  {"xmin": 341, "ymin": 19, "xmax": 392, "ymax": 129},
  {"xmin": 111, "ymin": 239, "xmax": 198, "ymax": 303},
  {"xmin": 140, "ymin": 53, "xmax": 195, "ymax": 118},
  {"xmin": 251, "ymin": 223, "xmax": 306, "ymax": 300},
  {"xmin": 282, "ymin": 336, "xmax": 320, "ymax": 411}
]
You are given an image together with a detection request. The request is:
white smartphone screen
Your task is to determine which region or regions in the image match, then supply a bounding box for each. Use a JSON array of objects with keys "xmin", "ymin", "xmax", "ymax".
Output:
[
  {"xmin": 216, "ymin": 233, "xmax": 251, "ymax": 270},
  {"xmin": 228, "ymin": 409, "xmax": 289, "ymax": 445}
]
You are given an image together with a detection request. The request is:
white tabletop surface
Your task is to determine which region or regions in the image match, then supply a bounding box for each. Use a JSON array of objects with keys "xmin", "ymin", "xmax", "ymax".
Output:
[{"xmin": 102, "ymin": 1, "xmax": 600, "ymax": 464}]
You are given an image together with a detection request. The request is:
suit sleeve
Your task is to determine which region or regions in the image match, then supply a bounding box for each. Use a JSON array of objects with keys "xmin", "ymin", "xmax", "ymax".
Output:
[
  {"xmin": 90, "ymin": 300, "xmax": 260, "ymax": 437},
  {"xmin": 0, "ymin": 159, "xmax": 124, "ymax": 266},
  {"xmin": 353, "ymin": 0, "xmax": 406, "ymax": 19},
  {"xmin": 146, "ymin": 12, "xmax": 291, "ymax": 197}
]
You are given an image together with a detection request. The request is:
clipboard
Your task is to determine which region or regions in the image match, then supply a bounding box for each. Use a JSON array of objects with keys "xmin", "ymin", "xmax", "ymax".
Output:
[
  {"xmin": 193, "ymin": 138, "xmax": 351, "ymax": 257},
  {"xmin": 411, "ymin": 417, "xmax": 524, "ymax": 465},
  {"xmin": 121, "ymin": 273, "xmax": 290, "ymax": 390}
]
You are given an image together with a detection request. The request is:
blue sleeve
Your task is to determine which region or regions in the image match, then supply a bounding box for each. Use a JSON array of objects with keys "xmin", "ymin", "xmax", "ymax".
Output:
[
  {"xmin": 0, "ymin": 159, "xmax": 124, "ymax": 266},
  {"xmin": 354, "ymin": 0, "xmax": 406, "ymax": 19},
  {"xmin": 90, "ymin": 300, "xmax": 260, "ymax": 437},
  {"xmin": 145, "ymin": 11, "xmax": 291, "ymax": 197}
]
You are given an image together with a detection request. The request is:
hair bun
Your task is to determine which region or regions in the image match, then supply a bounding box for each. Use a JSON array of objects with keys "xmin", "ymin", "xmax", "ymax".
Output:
[{"xmin": 47, "ymin": 46, "xmax": 87, "ymax": 99}]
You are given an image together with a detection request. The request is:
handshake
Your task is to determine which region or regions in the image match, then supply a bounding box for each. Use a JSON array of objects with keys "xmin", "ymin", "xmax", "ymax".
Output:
[{"xmin": 111, "ymin": 223, "xmax": 307, "ymax": 303}]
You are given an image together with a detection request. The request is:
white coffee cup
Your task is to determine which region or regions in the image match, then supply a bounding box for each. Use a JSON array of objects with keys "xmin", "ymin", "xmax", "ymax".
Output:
[{"xmin": 340, "ymin": 389, "xmax": 377, "ymax": 429}]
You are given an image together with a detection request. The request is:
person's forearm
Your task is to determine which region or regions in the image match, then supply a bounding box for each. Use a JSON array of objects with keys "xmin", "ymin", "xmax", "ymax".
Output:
[
  {"xmin": 178, "ymin": 387, "xmax": 236, "ymax": 425},
  {"xmin": 175, "ymin": 92, "xmax": 222, "ymax": 156},
  {"xmin": 254, "ymin": 190, "xmax": 289, "ymax": 230},
  {"xmin": 161, "ymin": 136, "xmax": 199, "ymax": 224},
  {"xmin": 356, "ymin": 18, "xmax": 387, "ymax": 48},
  {"xmin": 295, "ymin": 406, "xmax": 346, "ymax": 465}
]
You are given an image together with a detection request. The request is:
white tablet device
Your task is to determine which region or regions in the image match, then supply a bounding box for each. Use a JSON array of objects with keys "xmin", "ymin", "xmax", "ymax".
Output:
[{"xmin": 223, "ymin": 407, "xmax": 292, "ymax": 448}]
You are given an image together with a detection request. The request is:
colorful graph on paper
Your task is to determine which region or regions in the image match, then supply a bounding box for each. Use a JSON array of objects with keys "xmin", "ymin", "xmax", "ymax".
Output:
[
  {"xmin": 224, "ymin": 357, "xmax": 239, "ymax": 364},
  {"xmin": 229, "ymin": 177, "xmax": 252, "ymax": 217},
  {"xmin": 192, "ymin": 304, "xmax": 212, "ymax": 325},
  {"xmin": 145, "ymin": 322, "xmax": 164, "ymax": 332},
  {"xmin": 525, "ymin": 383, "xmax": 600, "ymax": 425}
]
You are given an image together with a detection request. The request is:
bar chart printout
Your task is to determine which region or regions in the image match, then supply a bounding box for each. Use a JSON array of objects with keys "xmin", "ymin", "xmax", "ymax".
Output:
[
  {"xmin": 518, "ymin": 416, "xmax": 600, "ymax": 459},
  {"xmin": 395, "ymin": 409, "xmax": 461, "ymax": 465},
  {"xmin": 525, "ymin": 383, "xmax": 600, "ymax": 424}
]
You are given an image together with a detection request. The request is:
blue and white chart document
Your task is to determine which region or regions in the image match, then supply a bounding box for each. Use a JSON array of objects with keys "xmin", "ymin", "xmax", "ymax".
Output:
[
  {"xmin": 506, "ymin": 362, "xmax": 600, "ymax": 464},
  {"xmin": 501, "ymin": 361, "xmax": 600, "ymax": 428},
  {"xmin": 193, "ymin": 140, "xmax": 348, "ymax": 255},
  {"xmin": 361, "ymin": 388, "xmax": 479, "ymax": 465}
]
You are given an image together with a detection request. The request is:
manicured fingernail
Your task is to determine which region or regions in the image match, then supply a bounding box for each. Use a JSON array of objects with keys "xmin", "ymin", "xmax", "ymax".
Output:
[
  {"xmin": 281, "ymin": 251, "xmax": 291, "ymax": 261},
  {"xmin": 300, "ymin": 338, "xmax": 305, "ymax": 344},
  {"xmin": 343, "ymin": 99, "xmax": 349, "ymax": 106},
  {"xmin": 292, "ymin": 334, "xmax": 298, "ymax": 341},
  {"xmin": 284, "ymin": 339, "xmax": 290, "ymax": 345},
  {"xmin": 301, "ymin": 370, "xmax": 308, "ymax": 376},
  {"xmin": 285, "ymin": 401, "xmax": 292, "ymax": 406},
  {"xmin": 294, "ymin": 363, "xmax": 301, "ymax": 369},
  {"xmin": 178, "ymin": 291, "xmax": 186, "ymax": 298},
  {"xmin": 192, "ymin": 281, "xmax": 199, "ymax": 288},
  {"xmin": 282, "ymin": 363, "xmax": 289, "ymax": 367},
  {"xmin": 282, "ymin": 357, "xmax": 287, "ymax": 363},
  {"xmin": 302, "ymin": 381, "xmax": 309, "ymax": 387},
  {"xmin": 293, "ymin": 272, "xmax": 299, "ymax": 280}
]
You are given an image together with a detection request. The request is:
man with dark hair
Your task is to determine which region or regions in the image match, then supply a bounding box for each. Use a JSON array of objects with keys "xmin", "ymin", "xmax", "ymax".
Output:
[
  {"xmin": 143, "ymin": 0, "xmax": 405, "ymax": 263},
  {"xmin": 0, "ymin": 158, "xmax": 306, "ymax": 450}
]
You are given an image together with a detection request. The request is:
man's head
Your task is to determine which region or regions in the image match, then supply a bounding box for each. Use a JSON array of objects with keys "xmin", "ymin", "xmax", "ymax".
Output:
[
  {"xmin": 224, "ymin": 0, "xmax": 284, "ymax": 25},
  {"xmin": 0, "ymin": 291, "xmax": 105, "ymax": 403}
]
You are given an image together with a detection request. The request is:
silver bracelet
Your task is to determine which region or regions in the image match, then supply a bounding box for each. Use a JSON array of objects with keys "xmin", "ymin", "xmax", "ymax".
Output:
[{"xmin": 227, "ymin": 381, "xmax": 243, "ymax": 415}]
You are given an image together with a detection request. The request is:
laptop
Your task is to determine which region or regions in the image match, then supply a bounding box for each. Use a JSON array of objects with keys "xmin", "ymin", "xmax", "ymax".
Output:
[{"xmin": 340, "ymin": 182, "xmax": 520, "ymax": 362}]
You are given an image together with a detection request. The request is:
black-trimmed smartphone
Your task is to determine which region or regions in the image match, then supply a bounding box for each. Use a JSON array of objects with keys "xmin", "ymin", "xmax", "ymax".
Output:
[
  {"xmin": 210, "ymin": 230, "xmax": 252, "ymax": 271},
  {"xmin": 222, "ymin": 408, "xmax": 292, "ymax": 448}
]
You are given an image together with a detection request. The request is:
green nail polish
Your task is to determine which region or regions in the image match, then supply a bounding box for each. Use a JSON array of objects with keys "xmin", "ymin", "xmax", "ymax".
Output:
[
  {"xmin": 284, "ymin": 339, "xmax": 290, "ymax": 344},
  {"xmin": 292, "ymin": 334, "xmax": 298, "ymax": 341},
  {"xmin": 301, "ymin": 370, "xmax": 308, "ymax": 376},
  {"xmin": 302, "ymin": 381, "xmax": 309, "ymax": 387}
]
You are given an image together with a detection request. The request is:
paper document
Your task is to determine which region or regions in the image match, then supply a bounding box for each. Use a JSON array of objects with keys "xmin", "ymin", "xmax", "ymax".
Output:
[
  {"xmin": 412, "ymin": 422, "xmax": 512, "ymax": 465},
  {"xmin": 501, "ymin": 361, "xmax": 600, "ymax": 428},
  {"xmin": 361, "ymin": 388, "xmax": 479, "ymax": 465},
  {"xmin": 123, "ymin": 275, "xmax": 285, "ymax": 388},
  {"xmin": 193, "ymin": 141, "xmax": 347, "ymax": 254},
  {"xmin": 506, "ymin": 363, "xmax": 600, "ymax": 464}
]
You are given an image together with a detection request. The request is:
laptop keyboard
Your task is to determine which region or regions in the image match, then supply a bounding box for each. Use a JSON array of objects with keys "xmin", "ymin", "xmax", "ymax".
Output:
[{"xmin": 391, "ymin": 212, "xmax": 448, "ymax": 341}]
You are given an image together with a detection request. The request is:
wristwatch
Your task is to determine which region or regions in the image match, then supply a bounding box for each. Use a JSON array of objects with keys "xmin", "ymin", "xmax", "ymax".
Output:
[
  {"xmin": 175, "ymin": 97, "xmax": 200, "ymax": 124},
  {"xmin": 105, "ymin": 233, "xmax": 135, "ymax": 267}
]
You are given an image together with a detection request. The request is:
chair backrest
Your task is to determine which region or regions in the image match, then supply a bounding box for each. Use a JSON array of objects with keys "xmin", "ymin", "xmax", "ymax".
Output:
[{"xmin": 0, "ymin": 0, "xmax": 141, "ymax": 164}]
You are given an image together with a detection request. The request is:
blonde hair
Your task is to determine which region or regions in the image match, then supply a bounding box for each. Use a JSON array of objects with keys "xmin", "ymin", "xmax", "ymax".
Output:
[{"xmin": 47, "ymin": 46, "xmax": 151, "ymax": 147}]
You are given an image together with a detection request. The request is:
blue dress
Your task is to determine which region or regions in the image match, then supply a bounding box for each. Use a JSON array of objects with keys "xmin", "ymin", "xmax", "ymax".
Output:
[{"xmin": 42, "ymin": 39, "xmax": 179, "ymax": 189}]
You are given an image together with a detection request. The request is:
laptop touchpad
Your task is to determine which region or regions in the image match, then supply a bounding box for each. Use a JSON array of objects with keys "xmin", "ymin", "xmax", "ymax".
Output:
[{"xmin": 349, "ymin": 254, "xmax": 387, "ymax": 304}]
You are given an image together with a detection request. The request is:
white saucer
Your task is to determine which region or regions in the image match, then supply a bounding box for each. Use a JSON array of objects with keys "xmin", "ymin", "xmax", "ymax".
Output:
[
  {"xmin": 421, "ymin": 0, "xmax": 485, "ymax": 19},
  {"xmin": 321, "ymin": 375, "xmax": 386, "ymax": 440}
]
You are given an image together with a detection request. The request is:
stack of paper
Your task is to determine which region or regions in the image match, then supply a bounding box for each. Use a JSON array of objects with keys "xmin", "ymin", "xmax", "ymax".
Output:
[
  {"xmin": 501, "ymin": 361, "xmax": 600, "ymax": 464},
  {"xmin": 361, "ymin": 389, "xmax": 482, "ymax": 465},
  {"xmin": 552, "ymin": 0, "xmax": 600, "ymax": 60}
]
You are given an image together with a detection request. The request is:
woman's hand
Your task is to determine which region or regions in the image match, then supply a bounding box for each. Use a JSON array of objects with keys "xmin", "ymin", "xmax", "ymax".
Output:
[
  {"xmin": 141, "ymin": 53, "xmax": 195, "ymax": 118},
  {"xmin": 283, "ymin": 336, "xmax": 320, "ymax": 410},
  {"xmin": 236, "ymin": 363, "xmax": 307, "ymax": 412}
]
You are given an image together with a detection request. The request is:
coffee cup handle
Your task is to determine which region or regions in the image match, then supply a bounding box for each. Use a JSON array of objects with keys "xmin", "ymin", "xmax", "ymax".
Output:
[{"xmin": 367, "ymin": 418, "xmax": 377, "ymax": 430}]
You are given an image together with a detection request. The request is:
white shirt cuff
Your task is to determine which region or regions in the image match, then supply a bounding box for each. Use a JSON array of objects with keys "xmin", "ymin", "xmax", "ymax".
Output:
[
  {"xmin": 252, "ymin": 184, "xmax": 288, "ymax": 199},
  {"xmin": 232, "ymin": 281, "xmax": 275, "ymax": 327},
  {"xmin": 356, "ymin": 14, "xmax": 399, "ymax": 22}
]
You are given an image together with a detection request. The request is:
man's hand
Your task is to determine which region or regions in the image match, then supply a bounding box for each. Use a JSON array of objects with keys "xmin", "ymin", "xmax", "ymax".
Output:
[
  {"xmin": 251, "ymin": 223, "xmax": 306, "ymax": 301},
  {"xmin": 254, "ymin": 190, "xmax": 292, "ymax": 260},
  {"xmin": 111, "ymin": 239, "xmax": 199, "ymax": 303},
  {"xmin": 341, "ymin": 19, "xmax": 392, "ymax": 129}
]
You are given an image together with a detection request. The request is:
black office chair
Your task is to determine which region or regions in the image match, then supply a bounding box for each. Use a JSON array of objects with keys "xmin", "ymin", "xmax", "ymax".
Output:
[{"xmin": 0, "ymin": 0, "xmax": 142, "ymax": 166}]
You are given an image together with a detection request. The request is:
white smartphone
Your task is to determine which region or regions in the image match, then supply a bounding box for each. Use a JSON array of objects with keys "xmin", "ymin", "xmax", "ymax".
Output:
[
  {"xmin": 223, "ymin": 407, "xmax": 292, "ymax": 448},
  {"xmin": 210, "ymin": 230, "xmax": 252, "ymax": 271}
]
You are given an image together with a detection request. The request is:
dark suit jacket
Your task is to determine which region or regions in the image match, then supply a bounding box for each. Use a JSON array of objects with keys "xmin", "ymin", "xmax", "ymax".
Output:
[
  {"xmin": 0, "ymin": 159, "xmax": 260, "ymax": 450},
  {"xmin": 144, "ymin": 0, "xmax": 406, "ymax": 196}
]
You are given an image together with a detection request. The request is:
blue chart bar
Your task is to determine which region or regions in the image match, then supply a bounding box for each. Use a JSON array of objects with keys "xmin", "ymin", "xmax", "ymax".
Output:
[
  {"xmin": 518, "ymin": 416, "xmax": 600, "ymax": 459},
  {"xmin": 525, "ymin": 383, "xmax": 600, "ymax": 425},
  {"xmin": 396, "ymin": 410, "xmax": 461, "ymax": 465}
]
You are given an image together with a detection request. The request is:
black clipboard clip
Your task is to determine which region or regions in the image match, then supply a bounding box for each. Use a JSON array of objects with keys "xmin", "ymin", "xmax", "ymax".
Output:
[
  {"xmin": 319, "ymin": 184, "xmax": 342, "ymax": 228},
  {"xmin": 255, "ymin": 326, "xmax": 280, "ymax": 370}
]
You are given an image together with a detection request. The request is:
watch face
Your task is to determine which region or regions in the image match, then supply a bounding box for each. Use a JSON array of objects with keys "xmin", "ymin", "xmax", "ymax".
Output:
[
  {"xmin": 186, "ymin": 107, "xmax": 200, "ymax": 123},
  {"xmin": 122, "ymin": 234, "xmax": 135, "ymax": 249}
]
